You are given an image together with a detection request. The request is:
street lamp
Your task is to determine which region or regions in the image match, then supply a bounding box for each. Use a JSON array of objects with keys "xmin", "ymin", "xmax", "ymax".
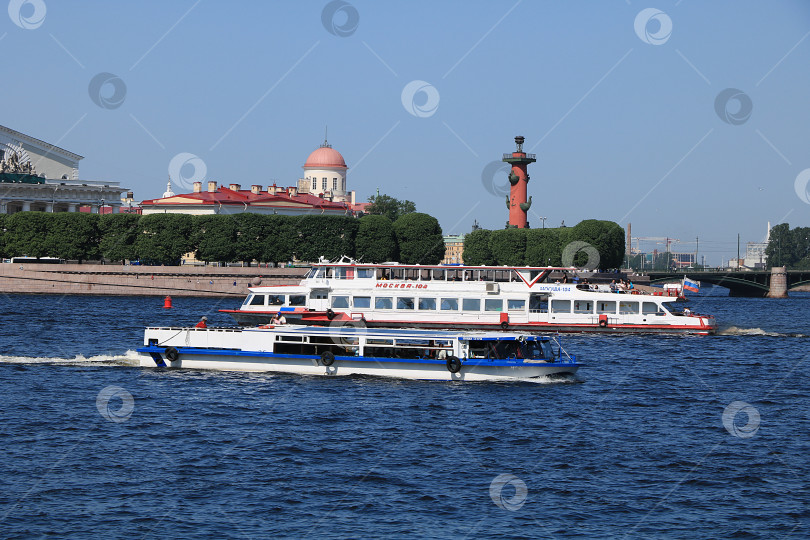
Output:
[{"xmin": 539, "ymin": 216, "xmax": 547, "ymax": 229}]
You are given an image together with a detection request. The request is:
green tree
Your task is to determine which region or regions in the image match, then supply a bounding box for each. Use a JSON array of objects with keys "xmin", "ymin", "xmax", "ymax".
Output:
[
  {"xmin": 366, "ymin": 193, "xmax": 416, "ymax": 222},
  {"xmin": 47, "ymin": 213, "xmax": 100, "ymax": 262},
  {"xmin": 293, "ymin": 215, "xmax": 358, "ymax": 262},
  {"xmin": 192, "ymin": 215, "xmax": 237, "ymax": 263},
  {"xmin": 260, "ymin": 215, "xmax": 296, "ymax": 264},
  {"xmin": 232, "ymin": 213, "xmax": 269, "ymax": 263},
  {"xmin": 766, "ymin": 223, "xmax": 810, "ymax": 269},
  {"xmin": 566, "ymin": 219, "xmax": 625, "ymax": 270},
  {"xmin": 99, "ymin": 213, "xmax": 141, "ymax": 262},
  {"xmin": 462, "ymin": 229, "xmax": 494, "ymax": 266},
  {"xmin": 355, "ymin": 214, "xmax": 397, "ymax": 263},
  {"xmin": 0, "ymin": 214, "xmax": 7, "ymax": 258},
  {"xmin": 525, "ymin": 228, "xmax": 563, "ymax": 266},
  {"xmin": 489, "ymin": 228, "xmax": 527, "ymax": 266},
  {"xmin": 393, "ymin": 212, "xmax": 444, "ymax": 264},
  {"xmin": 4, "ymin": 212, "xmax": 54, "ymax": 258},
  {"xmin": 135, "ymin": 214, "xmax": 193, "ymax": 265}
]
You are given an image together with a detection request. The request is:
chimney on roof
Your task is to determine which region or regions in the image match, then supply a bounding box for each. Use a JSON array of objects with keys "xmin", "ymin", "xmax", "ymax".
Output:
[
  {"xmin": 229, "ymin": 183, "xmax": 241, "ymax": 191},
  {"xmin": 251, "ymin": 185, "xmax": 261, "ymax": 194},
  {"xmin": 193, "ymin": 182, "xmax": 202, "ymax": 193},
  {"xmin": 268, "ymin": 184, "xmax": 277, "ymax": 195},
  {"xmin": 289, "ymin": 186, "xmax": 298, "ymax": 197},
  {"xmin": 207, "ymin": 181, "xmax": 217, "ymax": 192}
]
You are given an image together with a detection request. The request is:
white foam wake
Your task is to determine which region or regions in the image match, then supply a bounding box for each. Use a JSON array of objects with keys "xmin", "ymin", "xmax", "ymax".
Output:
[
  {"xmin": 717, "ymin": 326, "xmax": 808, "ymax": 338},
  {"xmin": 0, "ymin": 349, "xmax": 141, "ymax": 366}
]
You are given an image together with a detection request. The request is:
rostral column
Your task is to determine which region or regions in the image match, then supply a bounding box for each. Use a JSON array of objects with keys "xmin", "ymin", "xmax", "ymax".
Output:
[{"xmin": 501, "ymin": 135, "xmax": 536, "ymax": 228}]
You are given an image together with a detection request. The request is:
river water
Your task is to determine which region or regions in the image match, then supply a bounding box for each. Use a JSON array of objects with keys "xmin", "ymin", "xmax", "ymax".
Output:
[{"xmin": 0, "ymin": 289, "xmax": 808, "ymax": 538}]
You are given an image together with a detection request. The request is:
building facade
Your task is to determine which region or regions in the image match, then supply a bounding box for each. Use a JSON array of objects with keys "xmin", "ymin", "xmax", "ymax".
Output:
[
  {"xmin": 0, "ymin": 124, "xmax": 128, "ymax": 214},
  {"xmin": 141, "ymin": 141, "xmax": 367, "ymax": 216},
  {"xmin": 442, "ymin": 234, "xmax": 465, "ymax": 265}
]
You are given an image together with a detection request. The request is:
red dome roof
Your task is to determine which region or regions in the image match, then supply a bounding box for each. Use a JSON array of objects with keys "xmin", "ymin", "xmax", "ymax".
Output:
[{"xmin": 304, "ymin": 145, "xmax": 347, "ymax": 169}]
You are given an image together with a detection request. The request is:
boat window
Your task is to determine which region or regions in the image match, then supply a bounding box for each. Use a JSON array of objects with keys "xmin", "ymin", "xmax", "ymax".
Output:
[
  {"xmin": 551, "ymin": 299, "xmax": 570, "ymax": 313},
  {"xmin": 529, "ymin": 294, "xmax": 548, "ymax": 313},
  {"xmin": 419, "ymin": 297, "xmax": 437, "ymax": 310},
  {"xmin": 494, "ymin": 270, "xmax": 511, "ymax": 282},
  {"xmin": 289, "ymin": 295, "xmax": 306, "ymax": 306},
  {"xmin": 242, "ymin": 294, "xmax": 254, "ymax": 306},
  {"xmin": 507, "ymin": 299, "xmax": 526, "ymax": 311},
  {"xmin": 596, "ymin": 301, "xmax": 617, "ymax": 314},
  {"xmin": 403, "ymin": 269, "xmax": 419, "ymax": 281},
  {"xmin": 420, "ymin": 269, "xmax": 431, "ymax": 281},
  {"xmin": 432, "ymin": 269, "xmax": 445, "ymax": 280},
  {"xmin": 397, "ymin": 297, "xmax": 415, "ymax": 310},
  {"xmin": 324, "ymin": 267, "xmax": 334, "ymax": 278},
  {"xmin": 250, "ymin": 294, "xmax": 266, "ymax": 306},
  {"xmin": 356, "ymin": 268, "xmax": 374, "ymax": 279},
  {"xmin": 462, "ymin": 298, "xmax": 481, "ymax": 311},
  {"xmin": 268, "ymin": 294, "xmax": 285, "ymax": 306},
  {"xmin": 275, "ymin": 335, "xmax": 304, "ymax": 342},
  {"xmin": 377, "ymin": 268, "xmax": 392, "ymax": 280},
  {"xmin": 447, "ymin": 269, "xmax": 462, "ymax": 281},
  {"xmin": 390, "ymin": 268, "xmax": 404, "ymax": 280},
  {"xmin": 375, "ymin": 297, "xmax": 393, "ymax": 309},
  {"xmin": 310, "ymin": 290, "xmax": 328, "ymax": 300},
  {"xmin": 573, "ymin": 301, "xmax": 592, "ymax": 314},
  {"xmin": 305, "ymin": 268, "xmax": 318, "ymax": 279},
  {"xmin": 367, "ymin": 339, "xmax": 394, "ymax": 345},
  {"xmin": 353, "ymin": 296, "xmax": 371, "ymax": 308},
  {"xmin": 619, "ymin": 301, "xmax": 639, "ymax": 314},
  {"xmin": 485, "ymin": 299, "xmax": 503, "ymax": 312},
  {"xmin": 331, "ymin": 296, "xmax": 350, "ymax": 308},
  {"xmin": 441, "ymin": 298, "xmax": 458, "ymax": 310},
  {"xmin": 642, "ymin": 302, "xmax": 664, "ymax": 315}
]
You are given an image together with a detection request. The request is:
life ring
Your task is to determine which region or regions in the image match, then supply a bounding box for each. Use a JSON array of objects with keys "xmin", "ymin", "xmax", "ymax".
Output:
[
  {"xmin": 598, "ymin": 319, "xmax": 607, "ymax": 328},
  {"xmin": 446, "ymin": 355, "xmax": 462, "ymax": 374},
  {"xmin": 321, "ymin": 351, "xmax": 335, "ymax": 366},
  {"xmin": 500, "ymin": 321, "xmax": 509, "ymax": 330},
  {"xmin": 326, "ymin": 308, "xmax": 335, "ymax": 320},
  {"xmin": 165, "ymin": 346, "xmax": 180, "ymax": 362}
]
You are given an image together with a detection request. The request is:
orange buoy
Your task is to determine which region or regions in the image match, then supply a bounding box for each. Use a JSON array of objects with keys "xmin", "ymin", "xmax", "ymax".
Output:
[{"xmin": 164, "ymin": 295, "xmax": 172, "ymax": 309}]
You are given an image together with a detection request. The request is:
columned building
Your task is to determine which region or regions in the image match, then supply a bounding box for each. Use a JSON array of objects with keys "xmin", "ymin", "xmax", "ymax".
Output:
[{"xmin": 0, "ymin": 124, "xmax": 128, "ymax": 214}]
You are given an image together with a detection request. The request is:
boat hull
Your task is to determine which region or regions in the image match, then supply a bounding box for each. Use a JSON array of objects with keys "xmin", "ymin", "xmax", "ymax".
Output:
[
  {"xmin": 137, "ymin": 346, "xmax": 578, "ymax": 381},
  {"xmin": 225, "ymin": 310, "xmax": 715, "ymax": 335}
]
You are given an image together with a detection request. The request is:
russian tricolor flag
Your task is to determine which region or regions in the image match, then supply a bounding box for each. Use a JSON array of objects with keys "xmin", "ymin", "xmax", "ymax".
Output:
[{"xmin": 683, "ymin": 277, "xmax": 700, "ymax": 293}]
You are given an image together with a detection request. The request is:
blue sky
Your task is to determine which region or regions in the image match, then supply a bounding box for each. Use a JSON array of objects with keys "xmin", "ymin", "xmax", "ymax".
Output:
[{"xmin": 4, "ymin": 0, "xmax": 810, "ymax": 265}]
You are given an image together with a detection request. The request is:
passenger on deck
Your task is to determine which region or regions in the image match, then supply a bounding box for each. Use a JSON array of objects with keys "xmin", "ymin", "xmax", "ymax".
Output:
[
  {"xmin": 194, "ymin": 316, "xmax": 208, "ymax": 328},
  {"xmin": 271, "ymin": 312, "xmax": 287, "ymax": 325}
]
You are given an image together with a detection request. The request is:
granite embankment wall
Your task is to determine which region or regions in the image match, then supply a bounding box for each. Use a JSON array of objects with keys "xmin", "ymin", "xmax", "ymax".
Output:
[{"xmin": 0, "ymin": 263, "xmax": 309, "ymax": 297}]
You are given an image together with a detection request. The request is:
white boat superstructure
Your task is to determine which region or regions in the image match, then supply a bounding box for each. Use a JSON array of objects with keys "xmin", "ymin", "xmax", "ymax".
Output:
[
  {"xmin": 220, "ymin": 259, "xmax": 716, "ymax": 335},
  {"xmin": 137, "ymin": 324, "xmax": 580, "ymax": 381}
]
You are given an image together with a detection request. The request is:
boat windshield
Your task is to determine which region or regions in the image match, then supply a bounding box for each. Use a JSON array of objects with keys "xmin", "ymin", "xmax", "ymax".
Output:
[{"xmin": 467, "ymin": 339, "xmax": 554, "ymax": 360}]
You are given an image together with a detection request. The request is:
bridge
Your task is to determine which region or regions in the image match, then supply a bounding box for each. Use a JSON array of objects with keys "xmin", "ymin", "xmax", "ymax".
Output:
[{"xmin": 645, "ymin": 269, "xmax": 810, "ymax": 297}]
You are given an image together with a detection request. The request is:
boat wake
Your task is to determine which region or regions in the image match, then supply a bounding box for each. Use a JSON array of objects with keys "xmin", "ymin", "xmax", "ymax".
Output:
[
  {"xmin": 717, "ymin": 326, "xmax": 808, "ymax": 338},
  {"xmin": 0, "ymin": 350, "xmax": 141, "ymax": 366}
]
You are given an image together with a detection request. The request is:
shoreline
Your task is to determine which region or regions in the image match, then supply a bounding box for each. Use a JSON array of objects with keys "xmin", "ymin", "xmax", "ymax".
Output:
[{"xmin": 0, "ymin": 263, "xmax": 308, "ymax": 297}]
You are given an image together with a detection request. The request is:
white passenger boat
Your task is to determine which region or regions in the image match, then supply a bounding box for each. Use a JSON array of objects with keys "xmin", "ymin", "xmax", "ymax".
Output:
[
  {"xmin": 220, "ymin": 258, "xmax": 716, "ymax": 335},
  {"xmin": 137, "ymin": 324, "xmax": 579, "ymax": 381}
]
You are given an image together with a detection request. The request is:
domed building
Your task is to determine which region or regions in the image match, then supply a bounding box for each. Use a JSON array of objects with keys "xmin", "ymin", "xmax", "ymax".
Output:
[{"xmin": 298, "ymin": 139, "xmax": 351, "ymax": 203}]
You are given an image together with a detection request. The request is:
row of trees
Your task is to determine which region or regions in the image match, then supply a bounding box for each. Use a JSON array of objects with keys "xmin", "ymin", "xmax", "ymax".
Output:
[
  {"xmin": 0, "ymin": 211, "xmax": 446, "ymax": 265},
  {"xmin": 463, "ymin": 219, "xmax": 625, "ymax": 270},
  {"xmin": 766, "ymin": 223, "xmax": 810, "ymax": 269}
]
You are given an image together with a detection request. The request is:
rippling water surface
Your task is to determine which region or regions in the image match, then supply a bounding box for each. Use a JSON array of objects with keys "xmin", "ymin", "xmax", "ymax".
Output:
[{"xmin": 1, "ymin": 291, "xmax": 808, "ymax": 538}]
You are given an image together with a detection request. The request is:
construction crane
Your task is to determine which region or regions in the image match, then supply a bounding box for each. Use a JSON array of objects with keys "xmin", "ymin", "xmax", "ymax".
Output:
[{"xmin": 631, "ymin": 237, "xmax": 680, "ymax": 254}]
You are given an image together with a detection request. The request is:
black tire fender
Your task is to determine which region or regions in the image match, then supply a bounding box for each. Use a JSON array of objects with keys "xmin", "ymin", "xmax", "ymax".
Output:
[
  {"xmin": 500, "ymin": 321, "xmax": 509, "ymax": 330},
  {"xmin": 321, "ymin": 351, "xmax": 335, "ymax": 366},
  {"xmin": 165, "ymin": 346, "xmax": 180, "ymax": 362},
  {"xmin": 326, "ymin": 308, "xmax": 335, "ymax": 320},
  {"xmin": 446, "ymin": 355, "xmax": 462, "ymax": 374},
  {"xmin": 599, "ymin": 319, "xmax": 608, "ymax": 328}
]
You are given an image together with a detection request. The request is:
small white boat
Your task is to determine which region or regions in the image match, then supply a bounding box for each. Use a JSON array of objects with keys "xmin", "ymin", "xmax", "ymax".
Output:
[{"xmin": 137, "ymin": 324, "xmax": 580, "ymax": 382}]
